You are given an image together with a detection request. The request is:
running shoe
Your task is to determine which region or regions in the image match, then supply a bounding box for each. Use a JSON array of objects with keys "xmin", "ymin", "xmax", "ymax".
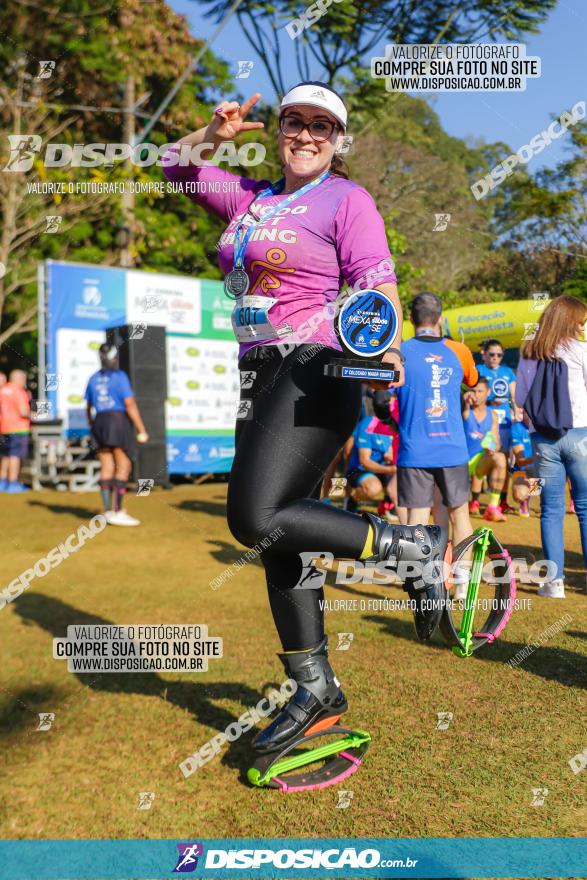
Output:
[
  {"xmin": 453, "ymin": 583, "xmax": 468, "ymax": 601},
  {"xmin": 519, "ymin": 500, "xmax": 530, "ymax": 517},
  {"xmin": 5, "ymin": 482, "xmax": 29, "ymax": 493},
  {"xmin": 453, "ymin": 564, "xmax": 470, "ymax": 585},
  {"xmin": 452, "ymin": 564, "xmax": 470, "ymax": 601},
  {"xmin": 108, "ymin": 509, "xmax": 140, "ymax": 526},
  {"xmin": 499, "ymin": 499, "xmax": 514, "ymax": 515},
  {"xmin": 469, "ymin": 499, "xmax": 480, "ymax": 515},
  {"xmin": 377, "ymin": 500, "xmax": 398, "ymax": 521},
  {"xmin": 104, "ymin": 510, "xmax": 116, "ymax": 523},
  {"xmin": 0, "ymin": 479, "xmax": 8, "ymax": 492},
  {"xmin": 483, "ymin": 504, "xmax": 506, "ymax": 522},
  {"xmin": 537, "ymin": 579, "xmax": 565, "ymax": 599}
]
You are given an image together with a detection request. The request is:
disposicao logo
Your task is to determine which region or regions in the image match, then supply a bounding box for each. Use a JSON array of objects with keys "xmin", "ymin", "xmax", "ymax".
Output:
[{"xmin": 173, "ymin": 843, "xmax": 204, "ymax": 872}]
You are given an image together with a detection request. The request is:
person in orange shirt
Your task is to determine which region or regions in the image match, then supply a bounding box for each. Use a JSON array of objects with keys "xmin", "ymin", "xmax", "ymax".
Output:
[{"xmin": 0, "ymin": 369, "xmax": 31, "ymax": 493}]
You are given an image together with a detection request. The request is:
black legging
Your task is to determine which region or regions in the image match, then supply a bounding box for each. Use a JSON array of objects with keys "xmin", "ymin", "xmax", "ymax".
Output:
[{"xmin": 227, "ymin": 344, "xmax": 369, "ymax": 651}]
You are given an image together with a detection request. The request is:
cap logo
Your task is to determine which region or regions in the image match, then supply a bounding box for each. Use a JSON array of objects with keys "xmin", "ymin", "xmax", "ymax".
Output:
[{"xmin": 280, "ymin": 84, "xmax": 347, "ymax": 129}]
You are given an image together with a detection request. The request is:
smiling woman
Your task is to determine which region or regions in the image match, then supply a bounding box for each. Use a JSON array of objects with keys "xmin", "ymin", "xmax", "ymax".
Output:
[
  {"xmin": 162, "ymin": 81, "xmax": 448, "ymax": 772},
  {"xmin": 277, "ymin": 80, "xmax": 349, "ymax": 186}
]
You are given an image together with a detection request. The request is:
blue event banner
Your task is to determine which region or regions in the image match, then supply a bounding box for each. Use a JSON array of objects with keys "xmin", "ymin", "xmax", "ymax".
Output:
[
  {"xmin": 166, "ymin": 435, "xmax": 235, "ymax": 474},
  {"xmin": 43, "ymin": 260, "xmax": 238, "ymax": 472},
  {"xmin": 0, "ymin": 837, "xmax": 585, "ymax": 879}
]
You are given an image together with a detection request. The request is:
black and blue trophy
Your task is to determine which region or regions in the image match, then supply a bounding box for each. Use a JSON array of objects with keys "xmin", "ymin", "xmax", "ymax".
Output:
[{"xmin": 323, "ymin": 288, "xmax": 402, "ymax": 381}]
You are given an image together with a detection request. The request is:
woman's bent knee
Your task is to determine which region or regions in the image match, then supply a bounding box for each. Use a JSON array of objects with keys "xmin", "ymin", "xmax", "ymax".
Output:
[{"xmin": 226, "ymin": 501, "xmax": 274, "ymax": 549}]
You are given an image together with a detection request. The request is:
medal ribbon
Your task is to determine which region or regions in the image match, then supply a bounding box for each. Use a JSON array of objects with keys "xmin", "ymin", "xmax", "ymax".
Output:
[{"xmin": 231, "ymin": 170, "xmax": 330, "ymax": 270}]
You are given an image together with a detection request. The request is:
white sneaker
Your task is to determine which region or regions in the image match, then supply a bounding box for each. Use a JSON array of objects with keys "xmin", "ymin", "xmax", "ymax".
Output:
[
  {"xmin": 453, "ymin": 583, "xmax": 468, "ymax": 601},
  {"xmin": 108, "ymin": 509, "xmax": 140, "ymax": 527},
  {"xmin": 383, "ymin": 510, "xmax": 400, "ymax": 522},
  {"xmin": 451, "ymin": 564, "xmax": 470, "ymax": 600},
  {"xmin": 104, "ymin": 510, "xmax": 116, "ymax": 524},
  {"xmin": 537, "ymin": 578, "xmax": 565, "ymax": 598},
  {"xmin": 453, "ymin": 564, "xmax": 470, "ymax": 584}
]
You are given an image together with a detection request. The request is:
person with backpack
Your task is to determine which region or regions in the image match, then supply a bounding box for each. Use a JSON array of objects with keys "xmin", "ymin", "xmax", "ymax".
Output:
[{"xmin": 516, "ymin": 295, "xmax": 587, "ymax": 598}]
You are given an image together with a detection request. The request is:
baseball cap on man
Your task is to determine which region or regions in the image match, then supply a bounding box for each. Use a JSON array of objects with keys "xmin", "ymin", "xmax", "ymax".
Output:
[
  {"xmin": 280, "ymin": 81, "xmax": 347, "ymax": 130},
  {"xmin": 99, "ymin": 343, "xmax": 119, "ymax": 368}
]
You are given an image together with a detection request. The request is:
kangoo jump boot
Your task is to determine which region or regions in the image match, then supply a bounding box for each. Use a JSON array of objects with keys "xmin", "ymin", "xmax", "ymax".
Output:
[
  {"xmin": 252, "ymin": 636, "xmax": 347, "ymax": 754},
  {"xmin": 363, "ymin": 513, "xmax": 449, "ymax": 640}
]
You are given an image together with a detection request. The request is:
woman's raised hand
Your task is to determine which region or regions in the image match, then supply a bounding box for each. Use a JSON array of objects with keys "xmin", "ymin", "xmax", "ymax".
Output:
[{"xmin": 210, "ymin": 93, "xmax": 265, "ymax": 141}]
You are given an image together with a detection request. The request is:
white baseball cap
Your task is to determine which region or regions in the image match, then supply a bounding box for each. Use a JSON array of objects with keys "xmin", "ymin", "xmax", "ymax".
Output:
[{"xmin": 280, "ymin": 82, "xmax": 347, "ymax": 130}]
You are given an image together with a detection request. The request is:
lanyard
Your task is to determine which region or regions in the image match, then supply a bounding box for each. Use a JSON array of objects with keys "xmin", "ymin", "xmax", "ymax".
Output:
[{"xmin": 232, "ymin": 170, "xmax": 330, "ymax": 270}]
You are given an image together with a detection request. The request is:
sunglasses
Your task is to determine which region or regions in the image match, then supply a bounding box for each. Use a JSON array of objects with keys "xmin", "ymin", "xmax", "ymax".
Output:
[
  {"xmin": 487, "ymin": 352, "xmax": 503, "ymax": 359},
  {"xmin": 279, "ymin": 114, "xmax": 339, "ymax": 142}
]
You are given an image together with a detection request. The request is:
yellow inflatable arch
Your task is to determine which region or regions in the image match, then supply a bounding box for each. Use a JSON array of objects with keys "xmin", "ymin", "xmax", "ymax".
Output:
[{"xmin": 403, "ymin": 299, "xmax": 542, "ymax": 351}]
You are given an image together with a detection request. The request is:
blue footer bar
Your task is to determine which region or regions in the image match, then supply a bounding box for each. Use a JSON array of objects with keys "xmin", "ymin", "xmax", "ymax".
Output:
[{"xmin": 0, "ymin": 837, "xmax": 585, "ymax": 879}]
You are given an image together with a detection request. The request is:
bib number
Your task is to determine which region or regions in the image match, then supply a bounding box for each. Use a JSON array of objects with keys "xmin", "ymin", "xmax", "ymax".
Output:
[
  {"xmin": 232, "ymin": 295, "xmax": 277, "ymax": 342},
  {"xmin": 235, "ymin": 305, "xmax": 265, "ymax": 327}
]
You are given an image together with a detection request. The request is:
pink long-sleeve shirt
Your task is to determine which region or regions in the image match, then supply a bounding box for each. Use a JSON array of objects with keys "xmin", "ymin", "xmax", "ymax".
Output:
[{"xmin": 162, "ymin": 146, "xmax": 397, "ymax": 357}]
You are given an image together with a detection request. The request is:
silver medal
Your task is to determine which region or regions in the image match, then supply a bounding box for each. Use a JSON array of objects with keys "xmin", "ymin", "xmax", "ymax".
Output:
[{"xmin": 224, "ymin": 268, "xmax": 250, "ymax": 299}]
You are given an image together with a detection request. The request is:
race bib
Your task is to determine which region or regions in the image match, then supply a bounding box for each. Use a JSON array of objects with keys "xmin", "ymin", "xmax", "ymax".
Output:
[
  {"xmin": 494, "ymin": 405, "xmax": 511, "ymax": 425},
  {"xmin": 231, "ymin": 295, "xmax": 278, "ymax": 342}
]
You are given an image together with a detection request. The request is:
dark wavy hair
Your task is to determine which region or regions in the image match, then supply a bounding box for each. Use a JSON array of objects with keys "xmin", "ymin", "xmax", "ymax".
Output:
[
  {"xmin": 480, "ymin": 338, "xmax": 503, "ymax": 352},
  {"xmin": 282, "ymin": 80, "xmax": 350, "ymax": 180},
  {"xmin": 330, "ymin": 154, "xmax": 349, "ymax": 180}
]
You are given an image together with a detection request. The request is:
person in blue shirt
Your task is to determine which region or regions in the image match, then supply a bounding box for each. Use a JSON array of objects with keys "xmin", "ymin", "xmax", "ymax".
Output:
[
  {"xmin": 477, "ymin": 338, "xmax": 519, "ymax": 511},
  {"xmin": 85, "ymin": 343, "xmax": 149, "ymax": 526},
  {"xmin": 344, "ymin": 395, "xmax": 405, "ymax": 522},
  {"xmin": 396, "ymin": 292, "xmax": 478, "ymax": 552},
  {"xmin": 510, "ymin": 418, "xmax": 535, "ymax": 517},
  {"xmin": 462, "ymin": 377, "xmax": 508, "ymax": 521}
]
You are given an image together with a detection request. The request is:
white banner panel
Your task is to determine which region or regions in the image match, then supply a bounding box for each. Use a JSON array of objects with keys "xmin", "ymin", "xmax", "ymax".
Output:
[
  {"xmin": 55, "ymin": 327, "xmax": 106, "ymax": 431},
  {"xmin": 166, "ymin": 336, "xmax": 239, "ymax": 432},
  {"xmin": 125, "ymin": 270, "xmax": 202, "ymax": 334}
]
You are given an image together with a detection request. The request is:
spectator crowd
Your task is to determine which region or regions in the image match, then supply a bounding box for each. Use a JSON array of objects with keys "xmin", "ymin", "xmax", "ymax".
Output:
[
  {"xmin": 322, "ymin": 292, "xmax": 587, "ymax": 599},
  {"xmin": 3, "ymin": 292, "xmax": 587, "ymax": 596}
]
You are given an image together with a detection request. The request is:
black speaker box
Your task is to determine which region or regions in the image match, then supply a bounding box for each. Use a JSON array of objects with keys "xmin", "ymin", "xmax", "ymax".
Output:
[
  {"xmin": 106, "ymin": 324, "xmax": 169, "ymax": 485},
  {"xmin": 134, "ymin": 442, "xmax": 168, "ymax": 484},
  {"xmin": 106, "ymin": 324, "xmax": 167, "ymax": 393},
  {"xmin": 136, "ymin": 398, "xmax": 166, "ymax": 442}
]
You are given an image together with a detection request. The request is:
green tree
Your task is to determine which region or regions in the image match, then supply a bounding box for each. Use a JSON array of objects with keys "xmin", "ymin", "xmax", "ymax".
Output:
[
  {"xmin": 469, "ymin": 120, "xmax": 587, "ymax": 300},
  {"xmin": 347, "ymin": 94, "xmax": 492, "ymax": 295},
  {"xmin": 0, "ymin": 0, "xmax": 235, "ymax": 353},
  {"xmin": 198, "ymin": 0, "xmax": 556, "ymax": 97}
]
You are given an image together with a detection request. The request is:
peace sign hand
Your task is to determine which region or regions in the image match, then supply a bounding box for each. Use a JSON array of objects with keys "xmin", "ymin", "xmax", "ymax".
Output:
[{"xmin": 210, "ymin": 93, "xmax": 265, "ymax": 141}]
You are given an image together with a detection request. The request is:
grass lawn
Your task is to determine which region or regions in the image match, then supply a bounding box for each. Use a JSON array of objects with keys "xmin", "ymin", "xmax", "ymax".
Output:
[{"xmin": 0, "ymin": 484, "xmax": 585, "ymax": 843}]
